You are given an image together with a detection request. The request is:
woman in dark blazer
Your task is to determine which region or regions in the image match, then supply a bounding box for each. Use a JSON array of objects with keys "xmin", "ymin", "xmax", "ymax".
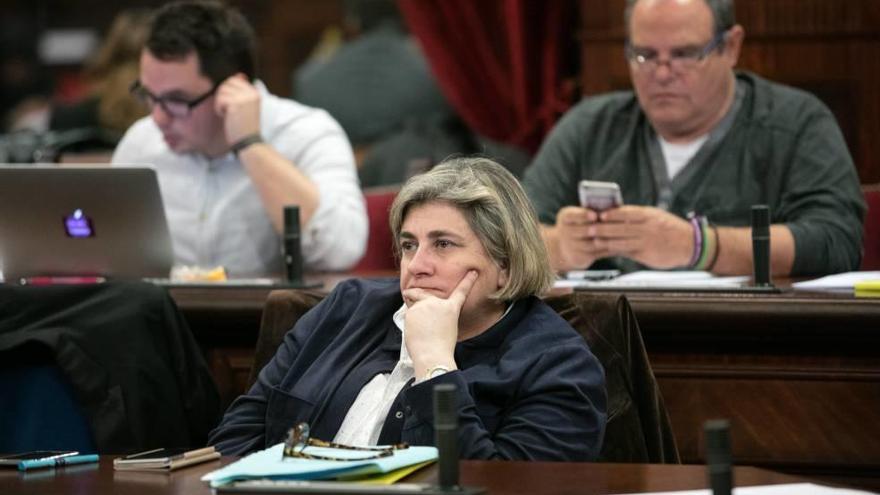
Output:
[{"xmin": 209, "ymin": 157, "xmax": 606, "ymax": 461}]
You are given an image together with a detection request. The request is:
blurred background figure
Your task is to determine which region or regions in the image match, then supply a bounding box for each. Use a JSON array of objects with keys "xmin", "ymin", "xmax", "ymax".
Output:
[
  {"xmin": 0, "ymin": 9, "xmax": 150, "ymax": 162},
  {"xmin": 294, "ymin": 0, "xmax": 528, "ymax": 187},
  {"xmin": 49, "ymin": 8, "xmax": 151, "ymax": 137},
  {"xmin": 0, "ymin": 15, "xmax": 53, "ymax": 133}
]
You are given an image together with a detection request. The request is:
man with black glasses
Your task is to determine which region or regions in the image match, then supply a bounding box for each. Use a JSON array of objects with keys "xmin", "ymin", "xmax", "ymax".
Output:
[
  {"xmin": 113, "ymin": 1, "xmax": 367, "ymax": 276},
  {"xmin": 524, "ymin": 0, "xmax": 864, "ymax": 277}
]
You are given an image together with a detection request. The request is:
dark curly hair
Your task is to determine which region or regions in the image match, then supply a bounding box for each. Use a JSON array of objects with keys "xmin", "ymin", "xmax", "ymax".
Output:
[{"xmin": 146, "ymin": 1, "xmax": 257, "ymax": 84}]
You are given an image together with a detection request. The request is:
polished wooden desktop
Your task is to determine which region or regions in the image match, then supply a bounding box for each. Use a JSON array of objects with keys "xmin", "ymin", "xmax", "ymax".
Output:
[
  {"xmin": 0, "ymin": 457, "xmax": 807, "ymax": 495},
  {"xmin": 167, "ymin": 276, "xmax": 880, "ymax": 489}
]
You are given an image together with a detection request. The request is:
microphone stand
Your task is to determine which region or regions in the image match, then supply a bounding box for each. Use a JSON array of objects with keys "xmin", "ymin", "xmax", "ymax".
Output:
[
  {"xmin": 705, "ymin": 419, "xmax": 734, "ymax": 495},
  {"xmin": 432, "ymin": 383, "xmax": 486, "ymax": 494},
  {"xmin": 751, "ymin": 205, "xmax": 773, "ymax": 288}
]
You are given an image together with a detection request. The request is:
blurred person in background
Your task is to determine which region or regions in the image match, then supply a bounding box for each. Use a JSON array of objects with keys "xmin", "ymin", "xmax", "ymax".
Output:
[
  {"xmin": 0, "ymin": 16, "xmax": 52, "ymax": 133},
  {"xmin": 49, "ymin": 9, "xmax": 152, "ymax": 136},
  {"xmin": 112, "ymin": 1, "xmax": 367, "ymax": 277},
  {"xmin": 295, "ymin": 0, "xmax": 529, "ymax": 187}
]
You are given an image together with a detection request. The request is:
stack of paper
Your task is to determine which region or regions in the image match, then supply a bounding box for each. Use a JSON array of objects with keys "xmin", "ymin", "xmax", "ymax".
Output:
[
  {"xmin": 555, "ymin": 270, "xmax": 749, "ymax": 289},
  {"xmin": 791, "ymin": 271, "xmax": 880, "ymax": 292},
  {"xmin": 612, "ymin": 482, "xmax": 879, "ymax": 494},
  {"xmin": 201, "ymin": 443, "xmax": 438, "ymax": 488}
]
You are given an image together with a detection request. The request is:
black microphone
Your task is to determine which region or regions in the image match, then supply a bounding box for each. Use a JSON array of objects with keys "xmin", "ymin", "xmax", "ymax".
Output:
[
  {"xmin": 283, "ymin": 205, "xmax": 303, "ymax": 285},
  {"xmin": 705, "ymin": 419, "xmax": 734, "ymax": 495},
  {"xmin": 433, "ymin": 383, "xmax": 459, "ymax": 491},
  {"xmin": 751, "ymin": 205, "xmax": 771, "ymax": 287}
]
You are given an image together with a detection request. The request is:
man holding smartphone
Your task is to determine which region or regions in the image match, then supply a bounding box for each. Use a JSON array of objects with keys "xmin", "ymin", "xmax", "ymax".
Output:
[
  {"xmin": 112, "ymin": 1, "xmax": 367, "ymax": 276},
  {"xmin": 523, "ymin": 0, "xmax": 864, "ymax": 277}
]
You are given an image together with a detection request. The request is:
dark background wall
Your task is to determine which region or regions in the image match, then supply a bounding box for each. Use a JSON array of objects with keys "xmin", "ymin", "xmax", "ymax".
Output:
[{"xmin": 2, "ymin": 0, "xmax": 878, "ymax": 182}]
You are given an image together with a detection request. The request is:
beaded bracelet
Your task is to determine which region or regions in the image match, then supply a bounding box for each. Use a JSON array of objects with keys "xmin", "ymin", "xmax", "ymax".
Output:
[{"xmin": 687, "ymin": 215, "xmax": 703, "ymax": 268}]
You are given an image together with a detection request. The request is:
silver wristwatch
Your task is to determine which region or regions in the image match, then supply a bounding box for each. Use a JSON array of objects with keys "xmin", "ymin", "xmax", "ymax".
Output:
[{"xmin": 424, "ymin": 364, "xmax": 452, "ymax": 381}]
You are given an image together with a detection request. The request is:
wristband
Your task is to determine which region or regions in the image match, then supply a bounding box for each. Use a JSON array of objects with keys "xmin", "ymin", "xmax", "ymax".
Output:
[
  {"xmin": 230, "ymin": 133, "xmax": 264, "ymax": 155},
  {"xmin": 705, "ymin": 225, "xmax": 721, "ymax": 271},
  {"xmin": 687, "ymin": 215, "xmax": 703, "ymax": 268},
  {"xmin": 694, "ymin": 216, "xmax": 714, "ymax": 270}
]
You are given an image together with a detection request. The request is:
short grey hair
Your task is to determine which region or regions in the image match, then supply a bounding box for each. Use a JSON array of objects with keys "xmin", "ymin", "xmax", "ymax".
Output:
[
  {"xmin": 625, "ymin": 0, "xmax": 736, "ymax": 37},
  {"xmin": 389, "ymin": 156, "xmax": 554, "ymax": 301}
]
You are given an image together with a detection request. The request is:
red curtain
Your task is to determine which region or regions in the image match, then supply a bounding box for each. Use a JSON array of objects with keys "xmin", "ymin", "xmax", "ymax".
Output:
[{"xmin": 398, "ymin": 0, "xmax": 576, "ymax": 154}]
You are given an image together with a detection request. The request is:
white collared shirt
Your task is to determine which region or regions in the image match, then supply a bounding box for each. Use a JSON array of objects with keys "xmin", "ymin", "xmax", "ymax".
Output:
[
  {"xmin": 334, "ymin": 301, "xmax": 515, "ymax": 446},
  {"xmin": 111, "ymin": 81, "xmax": 367, "ymax": 276},
  {"xmin": 333, "ymin": 304, "xmax": 414, "ymax": 446}
]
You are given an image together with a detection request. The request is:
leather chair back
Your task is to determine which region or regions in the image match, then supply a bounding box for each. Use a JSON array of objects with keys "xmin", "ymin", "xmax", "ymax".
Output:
[
  {"xmin": 544, "ymin": 292, "xmax": 680, "ymax": 463},
  {"xmin": 249, "ymin": 289, "xmax": 679, "ymax": 463},
  {"xmin": 351, "ymin": 187, "xmax": 399, "ymax": 272},
  {"xmin": 861, "ymin": 184, "xmax": 880, "ymax": 270}
]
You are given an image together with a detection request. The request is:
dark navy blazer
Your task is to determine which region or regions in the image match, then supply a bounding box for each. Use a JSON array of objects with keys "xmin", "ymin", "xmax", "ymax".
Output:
[{"xmin": 209, "ymin": 278, "xmax": 606, "ymax": 461}]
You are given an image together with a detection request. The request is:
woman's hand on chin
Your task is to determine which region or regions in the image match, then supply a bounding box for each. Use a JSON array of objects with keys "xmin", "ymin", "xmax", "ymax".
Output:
[{"xmin": 402, "ymin": 270, "xmax": 478, "ymax": 379}]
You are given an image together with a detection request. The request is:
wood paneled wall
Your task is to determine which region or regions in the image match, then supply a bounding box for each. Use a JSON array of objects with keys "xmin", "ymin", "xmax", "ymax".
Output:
[
  {"xmin": 244, "ymin": 1, "xmax": 344, "ymax": 98},
  {"xmin": 578, "ymin": 0, "xmax": 880, "ymax": 183}
]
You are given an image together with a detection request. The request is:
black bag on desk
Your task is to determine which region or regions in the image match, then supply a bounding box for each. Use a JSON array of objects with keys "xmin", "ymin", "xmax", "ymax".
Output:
[{"xmin": 0, "ymin": 281, "xmax": 221, "ymax": 453}]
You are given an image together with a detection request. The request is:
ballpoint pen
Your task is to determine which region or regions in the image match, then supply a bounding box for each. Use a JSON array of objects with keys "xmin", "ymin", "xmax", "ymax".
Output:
[
  {"xmin": 19, "ymin": 276, "xmax": 106, "ymax": 286},
  {"xmin": 18, "ymin": 454, "xmax": 100, "ymax": 471}
]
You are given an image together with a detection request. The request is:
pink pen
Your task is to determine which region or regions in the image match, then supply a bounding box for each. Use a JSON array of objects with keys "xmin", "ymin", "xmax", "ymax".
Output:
[{"xmin": 19, "ymin": 276, "xmax": 107, "ymax": 286}]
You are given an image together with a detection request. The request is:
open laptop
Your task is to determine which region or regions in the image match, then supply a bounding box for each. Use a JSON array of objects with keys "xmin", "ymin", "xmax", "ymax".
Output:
[{"xmin": 0, "ymin": 166, "xmax": 174, "ymax": 283}]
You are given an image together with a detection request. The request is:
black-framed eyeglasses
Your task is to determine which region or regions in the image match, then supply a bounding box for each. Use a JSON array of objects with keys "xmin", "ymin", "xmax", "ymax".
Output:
[
  {"xmin": 129, "ymin": 80, "xmax": 219, "ymax": 118},
  {"xmin": 282, "ymin": 422, "xmax": 409, "ymax": 462},
  {"xmin": 626, "ymin": 29, "xmax": 729, "ymax": 74}
]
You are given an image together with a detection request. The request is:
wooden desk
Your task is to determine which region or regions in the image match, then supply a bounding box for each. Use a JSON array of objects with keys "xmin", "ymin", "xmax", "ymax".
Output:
[
  {"xmin": 168, "ymin": 282, "xmax": 880, "ymax": 489},
  {"xmin": 0, "ymin": 457, "xmax": 806, "ymax": 495},
  {"xmin": 633, "ymin": 290, "xmax": 880, "ymax": 489}
]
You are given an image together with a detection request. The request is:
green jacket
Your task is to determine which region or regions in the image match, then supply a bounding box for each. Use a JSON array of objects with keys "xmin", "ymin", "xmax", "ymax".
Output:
[{"xmin": 524, "ymin": 72, "xmax": 865, "ymax": 276}]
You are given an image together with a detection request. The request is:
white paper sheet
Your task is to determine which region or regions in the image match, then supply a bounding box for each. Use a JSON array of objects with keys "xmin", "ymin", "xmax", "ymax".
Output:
[
  {"xmin": 791, "ymin": 271, "xmax": 880, "ymax": 290},
  {"xmin": 202, "ymin": 443, "xmax": 437, "ymax": 487},
  {"xmin": 555, "ymin": 270, "xmax": 749, "ymax": 289},
  {"xmin": 611, "ymin": 482, "xmax": 878, "ymax": 495}
]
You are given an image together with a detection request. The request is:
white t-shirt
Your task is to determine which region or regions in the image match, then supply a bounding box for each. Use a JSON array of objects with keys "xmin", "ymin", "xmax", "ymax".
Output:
[{"xmin": 658, "ymin": 134, "xmax": 709, "ymax": 180}]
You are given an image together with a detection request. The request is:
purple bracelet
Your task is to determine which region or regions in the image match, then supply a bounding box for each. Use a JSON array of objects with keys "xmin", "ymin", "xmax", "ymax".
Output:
[{"xmin": 688, "ymin": 216, "xmax": 703, "ymax": 268}]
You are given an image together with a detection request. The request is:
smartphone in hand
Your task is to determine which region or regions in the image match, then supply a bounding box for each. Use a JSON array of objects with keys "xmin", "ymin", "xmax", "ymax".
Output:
[{"xmin": 578, "ymin": 180, "xmax": 623, "ymax": 212}]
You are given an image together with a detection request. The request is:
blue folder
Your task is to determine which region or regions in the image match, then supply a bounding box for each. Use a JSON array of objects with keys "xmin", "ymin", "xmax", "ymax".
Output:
[{"xmin": 202, "ymin": 443, "xmax": 438, "ymax": 487}]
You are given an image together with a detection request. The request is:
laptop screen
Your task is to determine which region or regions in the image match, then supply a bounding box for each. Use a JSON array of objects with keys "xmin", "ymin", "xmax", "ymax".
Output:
[{"xmin": 0, "ymin": 165, "xmax": 174, "ymax": 282}]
